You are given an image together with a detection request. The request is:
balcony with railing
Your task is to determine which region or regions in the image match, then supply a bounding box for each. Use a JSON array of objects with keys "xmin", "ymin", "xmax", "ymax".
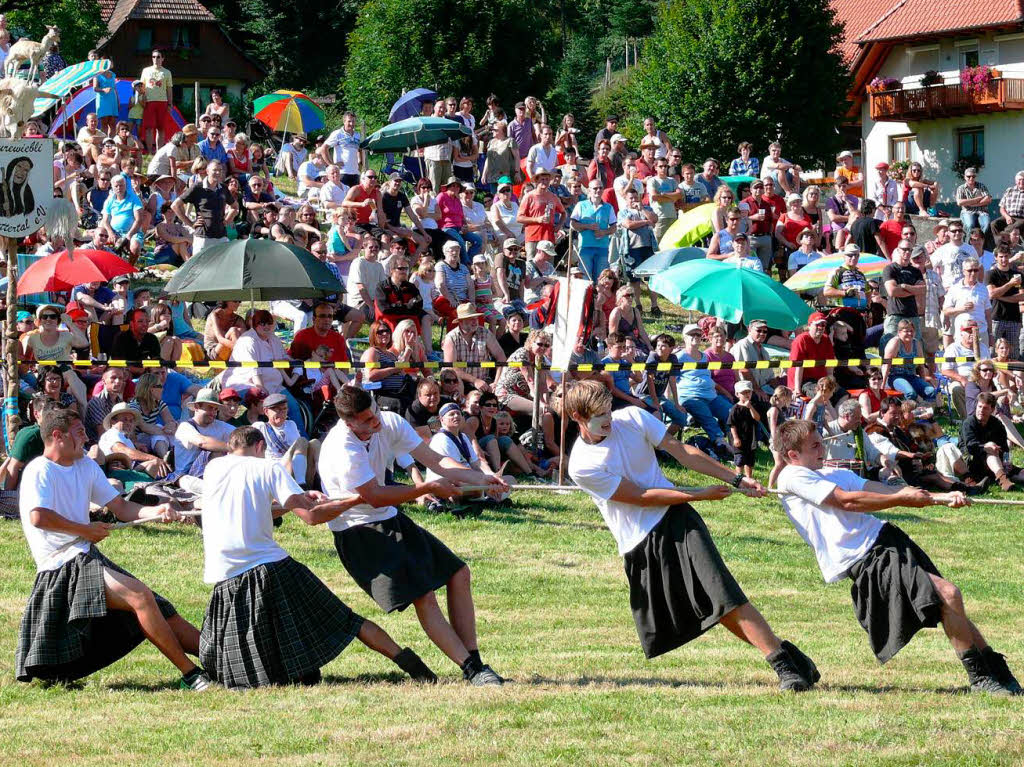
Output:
[{"xmin": 869, "ymin": 78, "xmax": 1024, "ymax": 121}]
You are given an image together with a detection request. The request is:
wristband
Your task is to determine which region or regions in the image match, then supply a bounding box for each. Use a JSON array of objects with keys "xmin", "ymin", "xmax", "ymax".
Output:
[{"xmin": 731, "ymin": 473, "xmax": 744, "ymax": 488}]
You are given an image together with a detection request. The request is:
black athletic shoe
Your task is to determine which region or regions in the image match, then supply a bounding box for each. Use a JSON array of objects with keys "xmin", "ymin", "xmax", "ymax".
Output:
[
  {"xmin": 983, "ymin": 648, "xmax": 1022, "ymax": 695},
  {"xmin": 649, "ymin": 306, "xmax": 662, "ymax": 319},
  {"xmin": 180, "ymin": 668, "xmax": 214, "ymax": 691},
  {"xmin": 393, "ymin": 647, "xmax": 438, "ymax": 684},
  {"xmin": 296, "ymin": 668, "xmax": 323, "ymax": 686},
  {"xmin": 466, "ymin": 664, "xmax": 504, "ymax": 686},
  {"xmin": 961, "ymin": 647, "xmax": 1013, "ymax": 696},
  {"xmin": 767, "ymin": 648, "xmax": 810, "ymax": 692},
  {"xmin": 781, "ymin": 640, "xmax": 820, "ymax": 686}
]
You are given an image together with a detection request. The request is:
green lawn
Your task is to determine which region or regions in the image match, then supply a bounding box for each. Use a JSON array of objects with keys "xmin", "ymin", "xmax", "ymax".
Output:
[{"xmin": 1, "ymin": 456, "xmax": 1022, "ymax": 766}]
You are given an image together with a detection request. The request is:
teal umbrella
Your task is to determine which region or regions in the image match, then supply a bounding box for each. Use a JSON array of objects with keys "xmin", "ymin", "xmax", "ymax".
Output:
[
  {"xmin": 162, "ymin": 239, "xmax": 341, "ymax": 302},
  {"xmin": 632, "ymin": 246, "xmax": 706, "ymax": 277},
  {"xmin": 361, "ymin": 116, "xmax": 471, "ymax": 153},
  {"xmin": 650, "ymin": 259, "xmax": 811, "ymax": 330}
]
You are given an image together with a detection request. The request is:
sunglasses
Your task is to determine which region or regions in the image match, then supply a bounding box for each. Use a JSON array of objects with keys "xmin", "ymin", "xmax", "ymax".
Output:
[
  {"xmin": 535, "ymin": 342, "xmax": 552, "ymax": 348},
  {"xmin": 979, "ymin": 368, "xmax": 995, "ymax": 373},
  {"xmin": 39, "ymin": 313, "xmax": 59, "ymax": 320}
]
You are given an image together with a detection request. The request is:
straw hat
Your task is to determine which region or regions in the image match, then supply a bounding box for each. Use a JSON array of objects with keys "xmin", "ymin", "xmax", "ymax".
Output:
[
  {"xmin": 103, "ymin": 402, "xmax": 142, "ymax": 431},
  {"xmin": 455, "ymin": 303, "xmax": 484, "ymax": 321}
]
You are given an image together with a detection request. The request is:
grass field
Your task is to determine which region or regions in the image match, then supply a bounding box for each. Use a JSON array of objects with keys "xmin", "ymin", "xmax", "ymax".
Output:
[{"xmin": 1, "ymin": 452, "xmax": 1022, "ymax": 766}]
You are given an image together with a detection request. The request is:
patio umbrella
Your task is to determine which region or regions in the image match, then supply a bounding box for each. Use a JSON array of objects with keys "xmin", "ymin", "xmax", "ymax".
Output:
[
  {"xmin": 361, "ymin": 116, "xmax": 471, "ymax": 154},
  {"xmin": 253, "ymin": 90, "xmax": 325, "ymax": 135},
  {"xmin": 388, "ymin": 88, "xmax": 439, "ymax": 123},
  {"xmin": 632, "ymin": 246, "xmax": 706, "ymax": 277},
  {"xmin": 47, "ymin": 79, "xmax": 185, "ymax": 136},
  {"xmin": 783, "ymin": 253, "xmax": 889, "ymax": 294},
  {"xmin": 650, "ymin": 259, "xmax": 811, "ymax": 330},
  {"xmin": 17, "ymin": 248, "xmax": 135, "ymax": 296},
  {"xmin": 162, "ymin": 239, "xmax": 341, "ymax": 302}
]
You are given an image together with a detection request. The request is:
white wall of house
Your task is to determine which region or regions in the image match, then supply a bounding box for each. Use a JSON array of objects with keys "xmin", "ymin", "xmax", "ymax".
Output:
[{"xmin": 859, "ymin": 29, "xmax": 1024, "ymax": 206}]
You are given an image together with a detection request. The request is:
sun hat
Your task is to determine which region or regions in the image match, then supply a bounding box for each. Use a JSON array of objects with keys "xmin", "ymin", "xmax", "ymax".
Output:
[
  {"xmin": 445, "ymin": 176, "xmax": 462, "ymax": 189},
  {"xmin": 531, "ymin": 167, "xmax": 552, "ymax": 178},
  {"xmin": 682, "ymin": 323, "xmax": 702, "ymax": 337},
  {"xmin": 734, "ymin": 380, "xmax": 753, "ymax": 394},
  {"xmin": 785, "ymin": 193, "xmax": 802, "ymax": 204},
  {"xmin": 455, "ymin": 303, "xmax": 484, "ymax": 320},
  {"xmin": 182, "ymin": 123, "xmax": 198, "ymax": 136},
  {"xmin": 188, "ymin": 388, "xmax": 229, "ymax": 410},
  {"xmin": 472, "ymin": 254, "xmax": 488, "ymax": 264},
  {"xmin": 842, "ymin": 243, "xmax": 861, "ymax": 256},
  {"xmin": 103, "ymin": 401, "xmax": 142, "ymax": 431},
  {"xmin": 536, "ymin": 240, "xmax": 556, "ymax": 256}
]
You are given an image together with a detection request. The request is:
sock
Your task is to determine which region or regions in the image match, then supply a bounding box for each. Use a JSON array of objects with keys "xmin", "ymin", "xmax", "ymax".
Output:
[
  {"xmin": 181, "ymin": 666, "xmax": 202, "ymax": 683},
  {"xmin": 468, "ymin": 649, "xmax": 482, "ymax": 668},
  {"xmin": 461, "ymin": 654, "xmax": 483, "ymax": 676}
]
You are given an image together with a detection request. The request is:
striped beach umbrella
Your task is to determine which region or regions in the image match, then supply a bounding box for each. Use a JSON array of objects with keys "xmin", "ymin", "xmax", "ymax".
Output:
[
  {"xmin": 252, "ymin": 90, "xmax": 325, "ymax": 135},
  {"xmin": 784, "ymin": 252, "xmax": 889, "ymax": 294},
  {"xmin": 32, "ymin": 58, "xmax": 113, "ymax": 116}
]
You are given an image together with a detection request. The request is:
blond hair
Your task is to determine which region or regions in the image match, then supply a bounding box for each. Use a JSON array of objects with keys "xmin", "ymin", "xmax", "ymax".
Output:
[
  {"xmin": 565, "ymin": 379, "xmax": 612, "ymax": 422},
  {"xmin": 776, "ymin": 419, "xmax": 817, "ymax": 458}
]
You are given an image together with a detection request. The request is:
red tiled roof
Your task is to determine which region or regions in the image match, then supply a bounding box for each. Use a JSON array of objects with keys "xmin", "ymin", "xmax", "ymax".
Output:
[
  {"xmin": 102, "ymin": 0, "xmax": 217, "ymax": 36},
  {"xmin": 98, "ymin": 0, "xmax": 118, "ymax": 23},
  {"xmin": 858, "ymin": 0, "xmax": 1024, "ymax": 43},
  {"xmin": 830, "ymin": 0, "xmax": 896, "ymax": 63}
]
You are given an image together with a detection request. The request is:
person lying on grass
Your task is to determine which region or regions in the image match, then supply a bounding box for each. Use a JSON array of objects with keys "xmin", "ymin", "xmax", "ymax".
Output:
[
  {"xmin": 564, "ymin": 379, "xmax": 820, "ymax": 692},
  {"xmin": 775, "ymin": 418, "xmax": 1020, "ymax": 696}
]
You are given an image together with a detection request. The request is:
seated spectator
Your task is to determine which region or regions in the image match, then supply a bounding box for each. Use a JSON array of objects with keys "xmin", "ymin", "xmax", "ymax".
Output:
[
  {"xmin": 705, "ymin": 325, "xmax": 737, "ymax": 402},
  {"xmin": 820, "ymin": 398, "xmax": 894, "ymax": 480},
  {"xmin": 636, "ymin": 333, "xmax": 687, "ymax": 431},
  {"xmin": 442, "ymin": 303, "xmax": 506, "ymax": 394},
  {"xmin": 37, "ymin": 366, "xmax": 84, "ymax": 416},
  {"xmin": 787, "ymin": 229, "xmax": 823, "ymax": 275},
  {"xmin": 961, "ymin": 392, "xmax": 1024, "ymax": 491},
  {"xmin": 289, "ymin": 301, "xmax": 351, "ymax": 398},
  {"xmin": 376, "ymin": 256, "xmax": 428, "ymax": 333},
  {"xmin": 494, "ymin": 329, "xmax": 553, "ymax": 416},
  {"xmin": 600, "ymin": 331, "xmax": 649, "ymax": 411},
  {"xmin": 85, "ymin": 366, "xmax": 128, "ymax": 443},
  {"xmin": 253, "ymin": 392, "xmax": 317, "ymax": 486},
  {"xmin": 171, "ymin": 388, "xmax": 234, "ymax": 494},
  {"xmin": 881, "ymin": 320, "xmax": 937, "ymax": 401},
  {"xmin": 966, "ymin": 358, "xmax": 1024, "ymax": 449},
  {"xmin": 111, "ymin": 308, "xmax": 162, "ymax": 370},
  {"xmin": 941, "ymin": 314, "xmax": 989, "ymax": 419},
  {"xmin": 101, "ymin": 175, "xmax": 144, "ymax": 263},
  {"xmin": 464, "ymin": 391, "xmax": 546, "ymax": 477},
  {"xmin": 607, "ymin": 284, "xmax": 652, "ymax": 355},
  {"xmin": 829, "ymin": 319, "xmax": 868, "ymax": 392},
  {"xmin": 406, "ymin": 378, "xmax": 447, "ymax": 440},
  {"xmin": 438, "ymin": 368, "xmax": 466, "ymax": 406},
  {"xmin": 434, "ymin": 240, "xmax": 474, "ymax": 327},
  {"xmin": 497, "ymin": 310, "xmax": 527, "ymax": 357},
  {"xmin": 524, "ymin": 239, "xmax": 558, "ymax": 306},
  {"xmin": 425, "ymin": 403, "xmax": 512, "ymax": 510},
  {"xmin": 392, "ymin": 318, "xmax": 430, "ymax": 373},
  {"xmin": 344, "ymin": 234, "xmax": 387, "ymax": 337},
  {"xmin": 858, "ymin": 367, "xmax": 887, "ymax": 424},
  {"xmin": 360, "ymin": 321, "xmax": 418, "ymax": 412},
  {"xmin": 675, "ymin": 323, "xmax": 733, "ymax": 451},
  {"xmin": 203, "ymin": 300, "xmax": 245, "ymax": 361},
  {"xmin": 410, "ymin": 257, "xmax": 441, "ymax": 350},
  {"xmin": 722, "ymin": 232, "xmax": 764, "ymax": 272},
  {"xmin": 788, "ymin": 312, "xmax": 836, "ymax": 397},
  {"xmin": 128, "ymin": 371, "xmax": 176, "ymax": 458},
  {"xmin": 99, "ymin": 402, "xmax": 171, "ymax": 481}
]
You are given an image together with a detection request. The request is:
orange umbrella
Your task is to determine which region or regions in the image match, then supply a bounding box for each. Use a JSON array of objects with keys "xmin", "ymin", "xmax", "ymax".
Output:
[{"xmin": 17, "ymin": 249, "xmax": 135, "ymax": 295}]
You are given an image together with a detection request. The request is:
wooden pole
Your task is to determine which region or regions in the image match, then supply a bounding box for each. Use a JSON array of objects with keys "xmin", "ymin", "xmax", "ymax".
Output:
[
  {"xmin": 557, "ymin": 232, "xmax": 575, "ymax": 486},
  {"xmin": 194, "ymin": 82, "xmax": 200, "ymax": 125},
  {"xmin": 4, "ymin": 237, "xmax": 20, "ymax": 453}
]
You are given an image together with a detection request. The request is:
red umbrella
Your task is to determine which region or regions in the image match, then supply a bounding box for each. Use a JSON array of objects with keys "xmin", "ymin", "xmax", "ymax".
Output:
[{"xmin": 17, "ymin": 249, "xmax": 136, "ymax": 296}]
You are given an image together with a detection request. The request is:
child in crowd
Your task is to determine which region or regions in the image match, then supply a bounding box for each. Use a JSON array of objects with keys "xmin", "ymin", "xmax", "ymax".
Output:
[
  {"xmin": 803, "ymin": 376, "xmax": 838, "ymax": 430},
  {"xmin": 128, "ymin": 81, "xmax": 146, "ymax": 137},
  {"xmin": 767, "ymin": 385, "xmax": 794, "ymax": 488},
  {"xmin": 470, "ymin": 255, "xmax": 503, "ymax": 335},
  {"xmin": 253, "ymin": 392, "xmax": 317, "ymax": 487},
  {"xmin": 411, "ymin": 257, "xmax": 440, "ymax": 351},
  {"xmin": 600, "ymin": 332, "xmax": 649, "ymax": 411},
  {"xmin": 727, "ymin": 380, "xmax": 761, "ymax": 478}
]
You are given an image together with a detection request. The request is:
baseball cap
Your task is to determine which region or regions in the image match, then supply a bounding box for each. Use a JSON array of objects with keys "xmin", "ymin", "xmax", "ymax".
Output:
[
  {"xmin": 514, "ymin": 101, "xmax": 526, "ymax": 109},
  {"xmin": 218, "ymin": 387, "xmax": 242, "ymax": 402},
  {"xmin": 16, "ymin": 310, "xmax": 32, "ymax": 322},
  {"xmin": 610, "ymin": 133, "xmax": 625, "ymax": 144},
  {"xmin": 875, "ymin": 161, "xmax": 890, "ymax": 170},
  {"xmin": 808, "ymin": 312, "xmax": 828, "ymax": 325},
  {"xmin": 244, "ymin": 387, "xmax": 269, "ymax": 406},
  {"xmin": 536, "ymin": 240, "xmax": 556, "ymax": 256},
  {"xmin": 682, "ymin": 323, "xmax": 702, "ymax": 337},
  {"xmin": 785, "ymin": 193, "xmax": 802, "ymax": 204},
  {"xmin": 472, "ymin": 254, "xmax": 488, "ymax": 264},
  {"xmin": 606, "ymin": 115, "xmax": 619, "ymax": 122},
  {"xmin": 502, "ymin": 237, "xmax": 520, "ymax": 250},
  {"xmin": 836, "ymin": 150, "xmax": 853, "ymax": 160},
  {"xmin": 388, "ymin": 172, "xmax": 402, "ymax": 182},
  {"xmin": 910, "ymin": 245, "xmax": 927, "ymax": 260},
  {"xmin": 111, "ymin": 274, "xmax": 130, "ymax": 285},
  {"xmin": 66, "ymin": 307, "xmax": 88, "ymax": 321},
  {"xmin": 733, "ymin": 232, "xmax": 749, "ymax": 242},
  {"xmin": 734, "ymin": 380, "xmax": 753, "ymax": 394}
]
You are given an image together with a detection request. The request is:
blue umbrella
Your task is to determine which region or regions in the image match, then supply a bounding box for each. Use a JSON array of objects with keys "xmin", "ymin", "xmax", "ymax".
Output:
[
  {"xmin": 388, "ymin": 88, "xmax": 439, "ymax": 123},
  {"xmin": 48, "ymin": 79, "xmax": 185, "ymax": 136},
  {"xmin": 633, "ymin": 246, "xmax": 706, "ymax": 277}
]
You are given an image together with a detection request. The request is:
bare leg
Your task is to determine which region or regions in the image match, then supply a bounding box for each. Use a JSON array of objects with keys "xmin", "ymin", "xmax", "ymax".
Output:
[
  {"xmin": 445, "ymin": 566, "xmax": 478, "ymax": 652},
  {"xmin": 103, "ymin": 568, "xmax": 197, "ymax": 674},
  {"xmin": 502, "ymin": 442, "xmax": 533, "ymax": 474},
  {"xmin": 718, "ymin": 602, "xmax": 783, "ymax": 656},
  {"xmin": 930, "ymin": 574, "xmax": 987, "ymax": 654},
  {"xmin": 412, "ymin": 590, "xmax": 470, "ymax": 666},
  {"xmin": 483, "ymin": 440, "xmax": 501, "ymax": 472},
  {"xmin": 420, "ymin": 314, "xmax": 434, "ymax": 351},
  {"xmin": 995, "ymin": 412, "xmax": 1024, "ymax": 449},
  {"xmin": 356, "ymin": 619, "xmax": 401, "ymax": 660},
  {"xmin": 167, "ymin": 613, "xmax": 201, "ymax": 655},
  {"xmin": 305, "ymin": 438, "xmax": 321, "ymax": 486}
]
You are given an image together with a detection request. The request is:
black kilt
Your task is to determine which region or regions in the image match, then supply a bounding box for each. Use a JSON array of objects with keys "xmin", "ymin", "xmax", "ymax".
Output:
[
  {"xmin": 199, "ymin": 557, "xmax": 363, "ymax": 688},
  {"xmin": 15, "ymin": 546, "xmax": 177, "ymax": 683},
  {"xmin": 848, "ymin": 523, "xmax": 943, "ymax": 664},
  {"xmin": 624, "ymin": 504, "xmax": 748, "ymax": 659},
  {"xmin": 333, "ymin": 511, "xmax": 466, "ymax": 613}
]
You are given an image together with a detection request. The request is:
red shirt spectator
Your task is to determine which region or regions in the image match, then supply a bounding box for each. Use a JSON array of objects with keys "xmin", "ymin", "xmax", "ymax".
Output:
[
  {"xmin": 787, "ymin": 312, "xmax": 835, "ymax": 390},
  {"xmin": 518, "ymin": 175, "xmax": 565, "ymax": 245},
  {"xmin": 742, "ymin": 194, "xmax": 774, "ymax": 236},
  {"xmin": 878, "ymin": 218, "xmax": 904, "ymax": 257}
]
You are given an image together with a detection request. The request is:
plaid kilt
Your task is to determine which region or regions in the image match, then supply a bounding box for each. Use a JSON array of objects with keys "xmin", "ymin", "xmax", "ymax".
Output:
[
  {"xmin": 199, "ymin": 557, "xmax": 364, "ymax": 688},
  {"xmin": 848, "ymin": 523, "xmax": 943, "ymax": 664},
  {"xmin": 15, "ymin": 546, "xmax": 177, "ymax": 683}
]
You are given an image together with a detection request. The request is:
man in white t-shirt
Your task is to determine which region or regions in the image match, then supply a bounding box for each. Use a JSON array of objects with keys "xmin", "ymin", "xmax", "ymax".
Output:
[
  {"xmin": 198, "ymin": 425, "xmax": 436, "ymax": 687},
  {"xmin": 318, "ymin": 386, "xmax": 507, "ymax": 685},
  {"xmin": 296, "ymin": 152, "xmax": 327, "ymax": 199},
  {"xmin": 318, "ymin": 164, "xmax": 349, "ymax": 211},
  {"xmin": 172, "ymin": 389, "xmax": 234, "ymax": 494},
  {"xmin": 425, "ymin": 403, "xmax": 513, "ymax": 510},
  {"xmin": 15, "ymin": 408, "xmax": 212, "ymax": 690},
  {"xmin": 776, "ymin": 419, "xmax": 1018, "ymax": 695},
  {"xmin": 526, "ymin": 124, "xmax": 558, "ymax": 179},
  {"xmin": 321, "ymin": 111, "xmax": 363, "ymax": 187},
  {"xmin": 275, "ymin": 135, "xmax": 308, "ymax": 179},
  {"xmin": 564, "ymin": 380, "xmax": 819, "ymax": 691}
]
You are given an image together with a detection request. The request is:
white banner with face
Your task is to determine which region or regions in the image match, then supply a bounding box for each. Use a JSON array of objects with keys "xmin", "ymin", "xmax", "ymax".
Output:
[{"xmin": 0, "ymin": 139, "xmax": 53, "ymax": 238}]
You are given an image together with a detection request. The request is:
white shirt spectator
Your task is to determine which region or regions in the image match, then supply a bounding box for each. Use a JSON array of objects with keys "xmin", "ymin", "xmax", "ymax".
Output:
[
  {"xmin": 320, "ymin": 180, "xmax": 349, "ymax": 208},
  {"xmin": 324, "ymin": 127, "xmax": 362, "ymax": 175},
  {"xmin": 943, "ymin": 281, "xmax": 990, "ymax": 333},
  {"xmin": 941, "ymin": 340, "xmax": 988, "ymax": 378},
  {"xmin": 526, "ymin": 143, "xmax": 558, "ymax": 176},
  {"xmin": 425, "ymin": 429, "xmax": 478, "ymax": 482},
  {"xmin": 172, "ymin": 418, "xmax": 234, "ymax": 474},
  {"xmin": 932, "ymin": 242, "xmax": 977, "ymax": 289},
  {"xmin": 613, "ymin": 175, "xmax": 644, "ymax": 211},
  {"xmin": 489, "ymin": 198, "xmax": 522, "ymax": 240},
  {"xmin": 254, "ymin": 419, "xmax": 305, "ymax": 482}
]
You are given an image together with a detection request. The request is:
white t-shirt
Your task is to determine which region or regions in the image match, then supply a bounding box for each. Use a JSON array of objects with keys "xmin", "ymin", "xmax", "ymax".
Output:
[
  {"xmin": 346, "ymin": 256, "xmax": 386, "ymax": 309},
  {"xmin": 526, "ymin": 143, "xmax": 558, "ymax": 175},
  {"xmin": 776, "ymin": 464, "xmax": 883, "ymax": 583},
  {"xmin": 98, "ymin": 427, "xmax": 135, "ymax": 457},
  {"xmin": 200, "ymin": 454, "xmax": 301, "ymax": 583},
  {"xmin": 320, "ymin": 180, "xmax": 349, "ymax": 208},
  {"xmin": 20, "ymin": 457, "xmax": 119, "ymax": 572},
  {"xmin": 254, "ymin": 420, "xmax": 305, "ymax": 482},
  {"xmin": 490, "ymin": 200, "xmax": 522, "ymax": 239},
  {"xmin": 173, "ymin": 418, "xmax": 234, "ymax": 473},
  {"xmin": 425, "ymin": 429, "xmax": 477, "ymax": 482},
  {"xmin": 941, "ymin": 340, "xmax": 987, "ymax": 377},
  {"xmin": 613, "ymin": 175, "xmax": 644, "ymax": 211},
  {"xmin": 325, "ymin": 127, "xmax": 362, "ymax": 174},
  {"xmin": 318, "ymin": 410, "xmax": 423, "ymax": 531},
  {"xmin": 943, "ymin": 282, "xmax": 990, "ymax": 331},
  {"xmin": 933, "ymin": 242, "xmax": 977, "ymax": 289},
  {"xmin": 276, "ymin": 143, "xmax": 307, "ymax": 172},
  {"xmin": 568, "ymin": 407, "xmax": 671, "ymax": 555},
  {"xmin": 463, "ymin": 200, "xmax": 487, "ymax": 229},
  {"xmin": 296, "ymin": 159, "xmax": 325, "ymax": 198}
]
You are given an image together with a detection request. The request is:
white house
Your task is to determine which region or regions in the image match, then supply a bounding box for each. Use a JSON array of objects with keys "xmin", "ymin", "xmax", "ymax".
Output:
[{"xmin": 833, "ymin": 0, "xmax": 1024, "ymax": 210}]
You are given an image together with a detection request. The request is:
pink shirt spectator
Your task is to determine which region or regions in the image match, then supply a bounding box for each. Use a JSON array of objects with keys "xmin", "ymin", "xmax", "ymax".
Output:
[
  {"xmin": 436, "ymin": 190, "xmax": 464, "ymax": 230},
  {"xmin": 705, "ymin": 349, "xmax": 737, "ymax": 396}
]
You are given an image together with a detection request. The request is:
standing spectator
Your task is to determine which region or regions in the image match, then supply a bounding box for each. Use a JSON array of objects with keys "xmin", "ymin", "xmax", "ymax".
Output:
[
  {"xmin": 608, "ymin": 134, "xmax": 628, "ymax": 177},
  {"xmin": 991, "ymin": 170, "xmax": 1024, "ymax": 243},
  {"xmin": 878, "ymin": 201, "xmax": 908, "ymax": 258},
  {"xmin": 646, "ymin": 157, "xmax": 680, "ymax": 242},
  {"xmin": 617, "ymin": 188, "xmax": 661, "ymax": 315},
  {"xmin": 848, "ymin": 199, "xmax": 885, "ymax": 256},
  {"xmin": 833, "ymin": 151, "xmax": 863, "ymax": 197},
  {"xmin": 825, "ymin": 177, "xmax": 858, "ymax": 249},
  {"xmin": 902, "ymin": 162, "xmax": 939, "ymax": 215},
  {"xmin": 695, "ymin": 158, "xmax": 725, "ymax": 199},
  {"xmin": 612, "ymin": 156, "xmax": 644, "ymax": 212},
  {"xmin": 787, "ymin": 312, "xmax": 835, "ymax": 395},
  {"xmin": 275, "ymin": 135, "xmax": 308, "ymax": 179},
  {"xmin": 728, "ymin": 141, "xmax": 759, "ymax": 177},
  {"xmin": 679, "ymin": 163, "xmax": 710, "ymax": 211},
  {"xmin": 517, "ymin": 168, "xmax": 564, "ymax": 260},
  {"xmin": 933, "ymin": 221, "xmax": 977, "ymax": 291},
  {"xmin": 635, "ymin": 140, "xmax": 658, "ymax": 179},
  {"xmin": 956, "ymin": 168, "xmax": 992, "ymax": 233},
  {"xmin": 728, "ymin": 381, "xmax": 761, "ymax": 479},
  {"xmin": 140, "ymin": 49, "xmax": 172, "ymax": 153},
  {"xmin": 321, "ymin": 111, "xmax": 363, "ymax": 187},
  {"xmin": 508, "ymin": 102, "xmax": 535, "ymax": 163},
  {"xmin": 424, "ymin": 101, "xmax": 454, "ymax": 191},
  {"xmin": 587, "ymin": 141, "xmax": 615, "ymax": 191},
  {"xmin": 526, "ymin": 124, "xmax": 558, "ymax": 179},
  {"xmin": 760, "ymin": 142, "xmax": 801, "ymax": 195},
  {"xmin": 881, "ymin": 239, "xmax": 925, "ymax": 338},
  {"xmin": 942, "ymin": 257, "xmax": 992, "ymax": 346},
  {"xmin": 172, "ymin": 160, "xmax": 232, "ymax": 256},
  {"xmin": 481, "ymin": 121, "xmax": 519, "ymax": 191},
  {"xmin": 90, "ymin": 52, "xmax": 118, "ymax": 137},
  {"xmin": 986, "ymin": 244, "xmax": 1024, "ymax": 357},
  {"xmin": 571, "ymin": 179, "xmax": 617, "ymax": 282},
  {"xmin": 492, "ymin": 238, "xmax": 526, "ymax": 317},
  {"xmin": 593, "ymin": 115, "xmax": 618, "ymax": 154}
]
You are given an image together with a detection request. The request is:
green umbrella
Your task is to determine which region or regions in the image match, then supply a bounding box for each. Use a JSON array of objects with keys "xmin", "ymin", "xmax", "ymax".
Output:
[
  {"xmin": 162, "ymin": 239, "xmax": 341, "ymax": 302},
  {"xmin": 649, "ymin": 259, "xmax": 811, "ymax": 330},
  {"xmin": 361, "ymin": 116, "xmax": 471, "ymax": 154},
  {"xmin": 632, "ymin": 246, "xmax": 706, "ymax": 277}
]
